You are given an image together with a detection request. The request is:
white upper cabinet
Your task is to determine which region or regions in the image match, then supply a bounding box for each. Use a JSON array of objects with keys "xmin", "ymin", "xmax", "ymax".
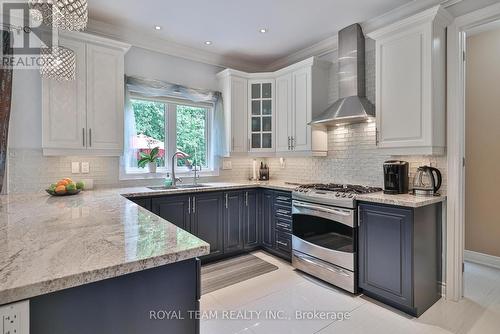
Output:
[
  {"xmin": 42, "ymin": 33, "xmax": 130, "ymax": 156},
  {"xmin": 217, "ymin": 71, "xmax": 248, "ymax": 156},
  {"xmin": 42, "ymin": 37, "xmax": 86, "ymax": 151},
  {"xmin": 368, "ymin": 6, "xmax": 452, "ymax": 155},
  {"xmin": 248, "ymin": 79, "xmax": 275, "ymax": 153},
  {"xmin": 86, "ymin": 44, "xmax": 125, "ymax": 151},
  {"xmin": 276, "ymin": 73, "xmax": 293, "ymax": 152},
  {"xmin": 275, "ymin": 58, "xmax": 330, "ymax": 156},
  {"xmin": 218, "ymin": 57, "xmax": 330, "ymax": 157}
]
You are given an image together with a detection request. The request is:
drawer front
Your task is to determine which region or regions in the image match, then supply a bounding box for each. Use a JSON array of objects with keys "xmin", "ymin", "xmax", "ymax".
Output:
[
  {"xmin": 275, "ymin": 204, "xmax": 292, "ymax": 220},
  {"xmin": 275, "ymin": 218, "xmax": 292, "ymax": 233},
  {"xmin": 275, "ymin": 231, "xmax": 292, "ymax": 254},
  {"xmin": 274, "ymin": 192, "xmax": 292, "ymax": 206}
]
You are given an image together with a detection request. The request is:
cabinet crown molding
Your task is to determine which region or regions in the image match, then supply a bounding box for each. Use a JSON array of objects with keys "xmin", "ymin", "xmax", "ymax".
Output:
[
  {"xmin": 217, "ymin": 57, "xmax": 331, "ymax": 79},
  {"xmin": 367, "ymin": 5, "xmax": 453, "ymax": 40},
  {"xmin": 60, "ymin": 31, "xmax": 132, "ymax": 53}
]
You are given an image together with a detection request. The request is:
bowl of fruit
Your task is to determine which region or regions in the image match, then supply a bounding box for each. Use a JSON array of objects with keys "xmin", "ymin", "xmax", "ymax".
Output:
[{"xmin": 46, "ymin": 178, "xmax": 85, "ymax": 196}]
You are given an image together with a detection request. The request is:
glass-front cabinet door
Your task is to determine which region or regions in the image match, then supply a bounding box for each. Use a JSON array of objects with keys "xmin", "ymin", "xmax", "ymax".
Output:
[{"xmin": 248, "ymin": 79, "xmax": 275, "ymax": 152}]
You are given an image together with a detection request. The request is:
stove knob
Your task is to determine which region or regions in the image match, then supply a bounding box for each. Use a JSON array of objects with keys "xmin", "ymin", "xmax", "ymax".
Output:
[
  {"xmin": 342, "ymin": 194, "xmax": 347, "ymax": 198},
  {"xmin": 348, "ymin": 194, "xmax": 354, "ymax": 198},
  {"xmin": 335, "ymin": 192, "xmax": 341, "ymax": 197}
]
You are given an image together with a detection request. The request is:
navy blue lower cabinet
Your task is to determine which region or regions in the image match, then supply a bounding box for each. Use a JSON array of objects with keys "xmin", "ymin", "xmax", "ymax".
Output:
[
  {"xmin": 261, "ymin": 190, "xmax": 275, "ymax": 249},
  {"xmin": 244, "ymin": 190, "xmax": 260, "ymax": 249},
  {"xmin": 192, "ymin": 192, "xmax": 224, "ymax": 259},
  {"xmin": 358, "ymin": 202, "xmax": 442, "ymax": 317},
  {"xmin": 223, "ymin": 191, "xmax": 245, "ymax": 253},
  {"xmin": 30, "ymin": 258, "xmax": 201, "ymax": 334},
  {"xmin": 152, "ymin": 195, "xmax": 191, "ymax": 232},
  {"xmin": 129, "ymin": 197, "xmax": 152, "ymax": 211}
]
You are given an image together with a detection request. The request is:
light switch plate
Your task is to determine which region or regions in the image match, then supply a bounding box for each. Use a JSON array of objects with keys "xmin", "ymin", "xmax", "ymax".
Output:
[
  {"xmin": 81, "ymin": 162, "xmax": 90, "ymax": 174},
  {"xmin": 222, "ymin": 160, "xmax": 232, "ymax": 170},
  {"xmin": 71, "ymin": 162, "xmax": 80, "ymax": 174}
]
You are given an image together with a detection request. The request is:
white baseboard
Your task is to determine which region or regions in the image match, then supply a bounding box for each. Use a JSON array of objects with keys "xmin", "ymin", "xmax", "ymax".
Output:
[
  {"xmin": 464, "ymin": 250, "xmax": 500, "ymax": 270},
  {"xmin": 439, "ymin": 281, "xmax": 446, "ymax": 297}
]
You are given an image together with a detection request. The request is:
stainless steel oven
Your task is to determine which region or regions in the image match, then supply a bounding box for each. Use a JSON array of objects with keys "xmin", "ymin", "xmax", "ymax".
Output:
[{"xmin": 292, "ymin": 199, "xmax": 357, "ymax": 293}]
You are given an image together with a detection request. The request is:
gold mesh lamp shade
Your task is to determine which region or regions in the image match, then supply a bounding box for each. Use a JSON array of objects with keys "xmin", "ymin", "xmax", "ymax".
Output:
[
  {"xmin": 29, "ymin": 0, "xmax": 88, "ymax": 31},
  {"xmin": 40, "ymin": 46, "xmax": 76, "ymax": 81}
]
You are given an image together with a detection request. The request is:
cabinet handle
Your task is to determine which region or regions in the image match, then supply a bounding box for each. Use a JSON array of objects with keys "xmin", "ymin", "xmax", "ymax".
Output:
[
  {"xmin": 232, "ymin": 137, "xmax": 235, "ymax": 150},
  {"xmin": 276, "ymin": 209, "xmax": 290, "ymax": 215},
  {"xmin": 82, "ymin": 128, "xmax": 85, "ymax": 147},
  {"xmin": 188, "ymin": 197, "xmax": 191, "ymax": 214},
  {"xmin": 89, "ymin": 128, "xmax": 92, "ymax": 147},
  {"xmin": 375, "ymin": 130, "xmax": 379, "ymax": 146},
  {"xmin": 276, "ymin": 240, "xmax": 288, "ymax": 247},
  {"xmin": 192, "ymin": 196, "xmax": 196, "ymax": 213},
  {"xmin": 287, "ymin": 136, "xmax": 291, "ymax": 150},
  {"xmin": 225, "ymin": 193, "xmax": 228, "ymax": 209},
  {"xmin": 245, "ymin": 192, "xmax": 248, "ymax": 207},
  {"xmin": 291, "ymin": 136, "xmax": 295, "ymax": 150},
  {"xmin": 276, "ymin": 222, "xmax": 290, "ymax": 229}
]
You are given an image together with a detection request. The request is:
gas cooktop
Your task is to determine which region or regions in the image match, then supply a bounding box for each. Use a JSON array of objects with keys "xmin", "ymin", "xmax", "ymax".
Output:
[{"xmin": 292, "ymin": 183, "xmax": 382, "ymax": 208}]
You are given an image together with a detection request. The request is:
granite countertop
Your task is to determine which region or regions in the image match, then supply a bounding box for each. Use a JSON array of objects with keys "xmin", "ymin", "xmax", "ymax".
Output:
[
  {"xmin": 0, "ymin": 181, "xmax": 295, "ymax": 305},
  {"xmin": 120, "ymin": 181, "xmax": 299, "ymax": 198},
  {"xmin": 357, "ymin": 192, "xmax": 446, "ymax": 208},
  {"xmin": 0, "ymin": 189, "xmax": 210, "ymax": 306}
]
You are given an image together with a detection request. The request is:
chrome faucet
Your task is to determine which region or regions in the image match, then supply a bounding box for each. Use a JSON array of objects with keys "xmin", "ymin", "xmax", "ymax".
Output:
[{"xmin": 171, "ymin": 151, "xmax": 190, "ymax": 188}]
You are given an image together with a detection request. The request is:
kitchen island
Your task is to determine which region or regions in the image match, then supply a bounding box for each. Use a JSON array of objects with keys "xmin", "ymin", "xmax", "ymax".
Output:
[{"xmin": 0, "ymin": 189, "xmax": 210, "ymax": 333}]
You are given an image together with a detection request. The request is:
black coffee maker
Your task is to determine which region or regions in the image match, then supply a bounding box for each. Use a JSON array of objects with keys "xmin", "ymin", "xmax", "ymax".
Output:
[{"xmin": 383, "ymin": 161, "xmax": 409, "ymax": 194}]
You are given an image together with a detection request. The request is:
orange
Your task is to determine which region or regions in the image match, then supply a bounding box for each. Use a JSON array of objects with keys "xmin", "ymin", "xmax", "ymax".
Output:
[
  {"xmin": 57, "ymin": 180, "xmax": 69, "ymax": 187},
  {"xmin": 63, "ymin": 178, "xmax": 73, "ymax": 184},
  {"xmin": 55, "ymin": 185, "xmax": 67, "ymax": 194}
]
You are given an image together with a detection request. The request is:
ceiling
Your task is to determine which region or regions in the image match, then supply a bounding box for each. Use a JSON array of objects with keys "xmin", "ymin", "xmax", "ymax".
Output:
[{"xmin": 88, "ymin": 0, "xmax": 413, "ymax": 67}]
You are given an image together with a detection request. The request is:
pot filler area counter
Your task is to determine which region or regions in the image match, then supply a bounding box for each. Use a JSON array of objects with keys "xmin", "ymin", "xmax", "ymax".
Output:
[{"xmin": 0, "ymin": 182, "xmax": 446, "ymax": 333}]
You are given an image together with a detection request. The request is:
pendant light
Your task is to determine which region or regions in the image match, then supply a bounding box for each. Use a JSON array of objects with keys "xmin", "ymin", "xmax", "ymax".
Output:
[
  {"xmin": 29, "ymin": 0, "xmax": 88, "ymax": 31},
  {"xmin": 40, "ymin": 46, "xmax": 76, "ymax": 81}
]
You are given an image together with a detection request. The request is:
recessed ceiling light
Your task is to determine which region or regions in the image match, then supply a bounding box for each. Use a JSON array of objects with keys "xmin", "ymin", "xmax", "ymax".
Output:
[
  {"xmin": 259, "ymin": 28, "xmax": 268, "ymax": 33},
  {"xmin": 204, "ymin": 41, "xmax": 212, "ymax": 45},
  {"xmin": 154, "ymin": 25, "xmax": 162, "ymax": 30}
]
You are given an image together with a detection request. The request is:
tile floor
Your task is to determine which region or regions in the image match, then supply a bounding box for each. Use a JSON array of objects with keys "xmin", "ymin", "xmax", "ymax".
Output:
[{"xmin": 200, "ymin": 251, "xmax": 500, "ymax": 334}]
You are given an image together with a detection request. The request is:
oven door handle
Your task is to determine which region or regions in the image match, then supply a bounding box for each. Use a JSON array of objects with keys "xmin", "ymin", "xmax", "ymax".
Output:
[
  {"xmin": 293, "ymin": 202, "xmax": 352, "ymax": 217},
  {"xmin": 294, "ymin": 253, "xmax": 351, "ymax": 277}
]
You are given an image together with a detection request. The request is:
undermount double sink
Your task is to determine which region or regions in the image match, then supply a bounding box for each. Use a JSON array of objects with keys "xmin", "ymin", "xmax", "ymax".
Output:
[{"xmin": 147, "ymin": 184, "xmax": 211, "ymax": 191}]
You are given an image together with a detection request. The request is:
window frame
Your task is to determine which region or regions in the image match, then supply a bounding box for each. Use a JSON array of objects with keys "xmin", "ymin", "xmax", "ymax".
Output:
[{"xmin": 121, "ymin": 94, "xmax": 217, "ymax": 180}]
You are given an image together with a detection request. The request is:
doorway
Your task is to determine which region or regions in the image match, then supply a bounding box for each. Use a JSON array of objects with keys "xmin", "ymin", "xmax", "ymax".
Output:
[
  {"xmin": 447, "ymin": 3, "xmax": 500, "ymax": 302},
  {"xmin": 462, "ymin": 21, "xmax": 500, "ymax": 314}
]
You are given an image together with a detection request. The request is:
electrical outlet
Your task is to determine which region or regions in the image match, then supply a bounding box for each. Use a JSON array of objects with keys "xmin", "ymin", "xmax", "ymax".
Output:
[
  {"xmin": 222, "ymin": 160, "xmax": 232, "ymax": 170},
  {"xmin": 0, "ymin": 301, "xmax": 29, "ymax": 334},
  {"xmin": 81, "ymin": 162, "xmax": 90, "ymax": 174},
  {"xmin": 71, "ymin": 162, "xmax": 80, "ymax": 174}
]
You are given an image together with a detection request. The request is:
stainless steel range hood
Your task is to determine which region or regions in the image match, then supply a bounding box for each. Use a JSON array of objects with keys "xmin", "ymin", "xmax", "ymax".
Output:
[{"xmin": 310, "ymin": 24, "xmax": 375, "ymax": 126}]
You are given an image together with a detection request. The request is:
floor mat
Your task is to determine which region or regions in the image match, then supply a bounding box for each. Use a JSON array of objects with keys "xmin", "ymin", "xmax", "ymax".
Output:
[{"xmin": 201, "ymin": 253, "xmax": 279, "ymax": 295}]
